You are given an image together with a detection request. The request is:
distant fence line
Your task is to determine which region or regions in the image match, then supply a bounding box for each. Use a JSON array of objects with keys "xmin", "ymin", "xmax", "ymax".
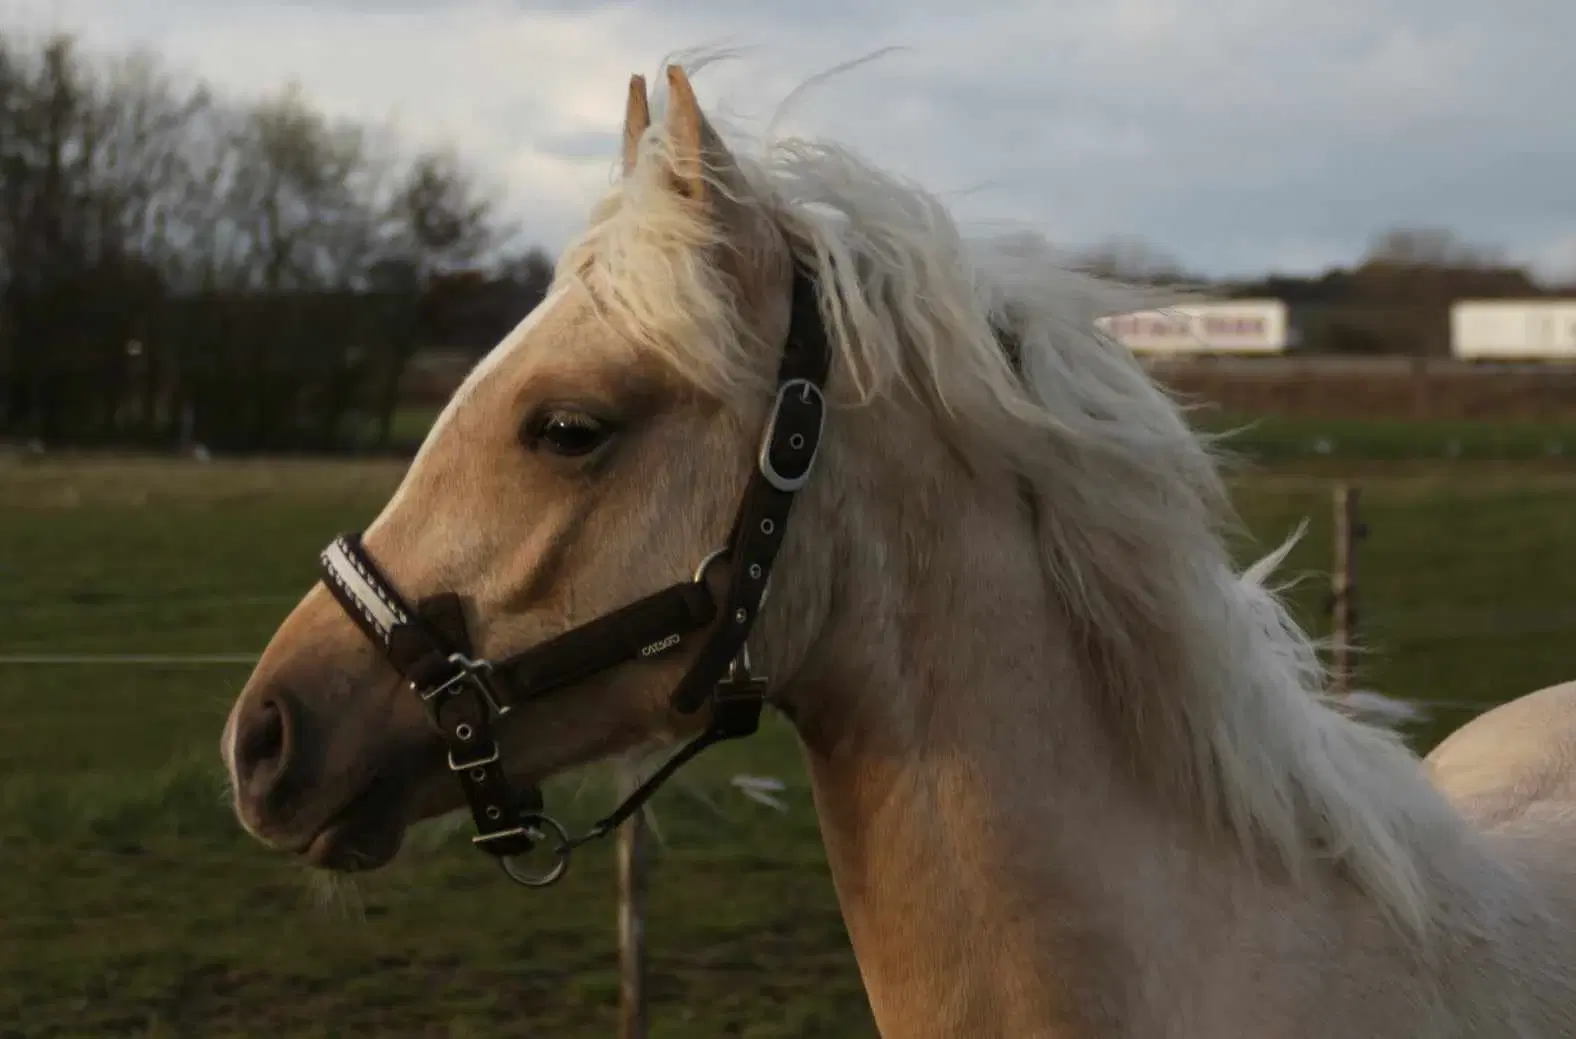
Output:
[
  {"xmin": 1, "ymin": 290, "xmax": 426, "ymax": 453},
  {"xmin": 395, "ymin": 351, "xmax": 1576, "ymax": 425},
  {"xmin": 1147, "ymin": 356, "xmax": 1576, "ymax": 423}
]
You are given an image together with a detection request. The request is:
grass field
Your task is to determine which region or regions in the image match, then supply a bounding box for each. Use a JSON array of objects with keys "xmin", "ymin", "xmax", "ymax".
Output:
[
  {"xmin": 388, "ymin": 404, "xmax": 1576, "ymax": 464},
  {"xmin": 1198, "ymin": 412, "xmax": 1576, "ymax": 463},
  {"xmin": 4, "ymin": 444, "xmax": 1576, "ymax": 1037}
]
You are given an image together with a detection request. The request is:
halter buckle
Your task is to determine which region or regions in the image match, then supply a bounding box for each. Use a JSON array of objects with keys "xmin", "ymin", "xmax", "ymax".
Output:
[
  {"xmin": 420, "ymin": 653, "xmax": 512, "ymax": 717},
  {"xmin": 447, "ymin": 741, "xmax": 501, "ymax": 772},
  {"xmin": 757, "ymin": 378, "xmax": 826, "ymax": 492}
]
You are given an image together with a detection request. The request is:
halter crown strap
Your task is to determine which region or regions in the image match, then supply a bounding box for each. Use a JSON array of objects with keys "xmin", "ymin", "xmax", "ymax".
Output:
[{"xmin": 671, "ymin": 274, "xmax": 829, "ymax": 713}]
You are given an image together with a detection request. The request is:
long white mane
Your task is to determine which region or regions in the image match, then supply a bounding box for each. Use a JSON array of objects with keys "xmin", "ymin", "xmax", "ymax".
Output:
[{"xmin": 560, "ymin": 60, "xmax": 1475, "ymax": 937}]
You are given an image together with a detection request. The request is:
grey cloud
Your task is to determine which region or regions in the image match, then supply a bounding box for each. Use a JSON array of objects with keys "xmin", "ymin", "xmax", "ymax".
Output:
[
  {"xmin": 537, "ymin": 129, "xmax": 620, "ymax": 160},
  {"xmin": 285, "ymin": 0, "xmax": 632, "ymax": 11},
  {"xmin": 32, "ymin": 0, "xmax": 1576, "ymax": 279},
  {"xmin": 751, "ymin": 1, "xmax": 1576, "ymax": 277}
]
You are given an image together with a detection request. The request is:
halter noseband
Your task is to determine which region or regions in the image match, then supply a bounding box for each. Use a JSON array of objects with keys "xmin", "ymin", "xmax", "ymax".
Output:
[{"xmin": 316, "ymin": 266, "xmax": 831, "ymax": 888}]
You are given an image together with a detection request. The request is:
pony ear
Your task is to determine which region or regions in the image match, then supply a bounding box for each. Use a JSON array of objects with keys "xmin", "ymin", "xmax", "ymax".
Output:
[
  {"xmin": 660, "ymin": 64, "xmax": 738, "ymax": 205},
  {"xmin": 649, "ymin": 65, "xmax": 789, "ymax": 319},
  {"xmin": 621, "ymin": 74, "xmax": 650, "ymax": 175}
]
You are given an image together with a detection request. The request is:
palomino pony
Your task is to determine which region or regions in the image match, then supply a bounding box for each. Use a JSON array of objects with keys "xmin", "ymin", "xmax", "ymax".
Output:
[{"xmin": 222, "ymin": 64, "xmax": 1576, "ymax": 1036}]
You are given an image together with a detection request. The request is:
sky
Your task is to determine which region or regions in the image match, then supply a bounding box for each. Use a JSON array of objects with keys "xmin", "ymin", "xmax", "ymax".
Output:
[{"xmin": 9, "ymin": 0, "xmax": 1576, "ymax": 282}]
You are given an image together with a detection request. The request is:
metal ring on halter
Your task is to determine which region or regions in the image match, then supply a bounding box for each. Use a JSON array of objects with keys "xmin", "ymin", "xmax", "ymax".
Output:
[
  {"xmin": 691, "ymin": 546, "xmax": 730, "ymax": 585},
  {"xmin": 498, "ymin": 813, "xmax": 572, "ymax": 888}
]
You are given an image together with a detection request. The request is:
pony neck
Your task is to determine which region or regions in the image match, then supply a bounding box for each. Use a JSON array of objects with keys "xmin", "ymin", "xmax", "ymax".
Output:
[
  {"xmin": 779, "ymin": 420, "xmax": 1469, "ymax": 1038},
  {"xmin": 785, "ymin": 444, "xmax": 1159, "ymax": 1036}
]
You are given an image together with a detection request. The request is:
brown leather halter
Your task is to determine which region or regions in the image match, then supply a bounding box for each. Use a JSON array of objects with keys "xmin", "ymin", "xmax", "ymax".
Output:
[{"xmin": 316, "ymin": 265, "xmax": 832, "ymax": 887}]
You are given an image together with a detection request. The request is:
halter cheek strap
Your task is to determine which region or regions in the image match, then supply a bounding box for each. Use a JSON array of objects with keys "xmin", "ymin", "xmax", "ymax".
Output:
[{"xmin": 316, "ymin": 264, "xmax": 831, "ymax": 888}]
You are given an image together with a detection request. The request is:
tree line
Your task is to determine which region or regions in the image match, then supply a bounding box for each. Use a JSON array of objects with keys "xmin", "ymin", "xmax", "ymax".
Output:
[{"xmin": 0, "ymin": 29, "xmax": 551, "ymax": 453}]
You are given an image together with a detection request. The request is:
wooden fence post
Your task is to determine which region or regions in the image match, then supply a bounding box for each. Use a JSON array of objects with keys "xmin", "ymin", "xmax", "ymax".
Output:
[
  {"xmin": 1331, "ymin": 483, "xmax": 1364, "ymax": 697},
  {"xmin": 616, "ymin": 788, "xmax": 649, "ymax": 1039}
]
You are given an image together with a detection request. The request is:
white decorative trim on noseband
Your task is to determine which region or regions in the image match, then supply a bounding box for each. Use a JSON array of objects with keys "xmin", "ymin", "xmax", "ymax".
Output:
[{"xmin": 320, "ymin": 539, "xmax": 409, "ymax": 644}]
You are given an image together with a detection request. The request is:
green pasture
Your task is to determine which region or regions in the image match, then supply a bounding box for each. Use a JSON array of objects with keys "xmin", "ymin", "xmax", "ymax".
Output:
[
  {"xmin": 1198, "ymin": 412, "xmax": 1576, "ymax": 463},
  {"xmin": 391, "ymin": 406, "xmax": 1576, "ymax": 464},
  {"xmin": 387, "ymin": 406, "xmax": 1576, "ymax": 463},
  {"xmin": 3, "ymin": 444, "xmax": 1576, "ymax": 1037}
]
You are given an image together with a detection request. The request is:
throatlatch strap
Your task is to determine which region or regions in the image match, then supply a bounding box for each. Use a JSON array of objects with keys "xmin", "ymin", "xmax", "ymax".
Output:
[{"xmin": 575, "ymin": 676, "xmax": 768, "ymax": 841}]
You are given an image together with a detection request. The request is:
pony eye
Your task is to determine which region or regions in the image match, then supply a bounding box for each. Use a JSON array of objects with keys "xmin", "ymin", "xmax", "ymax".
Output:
[{"xmin": 525, "ymin": 409, "xmax": 614, "ymax": 458}]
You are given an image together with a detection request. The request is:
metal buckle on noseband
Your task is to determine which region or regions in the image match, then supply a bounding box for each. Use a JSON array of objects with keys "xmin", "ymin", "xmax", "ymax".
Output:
[{"xmin": 421, "ymin": 653, "xmax": 511, "ymax": 719}]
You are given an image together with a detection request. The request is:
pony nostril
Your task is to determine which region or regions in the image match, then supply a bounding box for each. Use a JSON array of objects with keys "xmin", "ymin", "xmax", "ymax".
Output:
[
  {"xmin": 234, "ymin": 695, "xmax": 294, "ymax": 801},
  {"xmin": 244, "ymin": 701, "xmax": 283, "ymax": 764}
]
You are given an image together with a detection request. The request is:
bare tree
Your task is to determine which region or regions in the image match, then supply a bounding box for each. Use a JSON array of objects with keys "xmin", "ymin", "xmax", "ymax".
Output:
[
  {"xmin": 363, "ymin": 144, "xmax": 511, "ymax": 444},
  {"xmin": 0, "ymin": 21, "xmax": 529, "ymax": 451},
  {"xmin": 220, "ymin": 83, "xmax": 386, "ymax": 292},
  {"xmin": 1362, "ymin": 227, "xmax": 1503, "ymax": 270},
  {"xmin": 388, "ymin": 146, "xmax": 509, "ymax": 275},
  {"xmin": 1069, "ymin": 234, "xmax": 1196, "ymax": 287},
  {"xmin": 0, "ymin": 33, "xmax": 95, "ymax": 442}
]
